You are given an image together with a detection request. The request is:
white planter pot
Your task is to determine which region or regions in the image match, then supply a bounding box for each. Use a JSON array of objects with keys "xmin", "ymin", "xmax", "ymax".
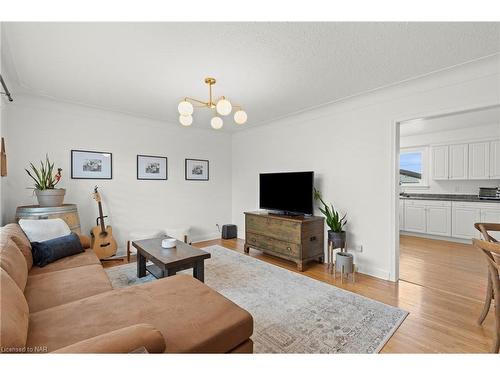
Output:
[
  {"xmin": 35, "ymin": 189, "xmax": 66, "ymax": 207},
  {"xmin": 335, "ymin": 251, "xmax": 353, "ymax": 273}
]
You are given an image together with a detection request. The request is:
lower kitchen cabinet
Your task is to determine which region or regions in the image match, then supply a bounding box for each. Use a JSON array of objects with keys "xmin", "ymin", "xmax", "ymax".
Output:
[
  {"xmin": 451, "ymin": 203, "xmax": 481, "ymax": 240},
  {"xmin": 480, "ymin": 207, "xmax": 500, "ymax": 239},
  {"xmin": 402, "ymin": 199, "xmax": 500, "ymax": 241},
  {"xmin": 404, "ymin": 203, "xmax": 426, "ymax": 233},
  {"xmin": 426, "ymin": 205, "xmax": 452, "ymax": 236},
  {"xmin": 399, "ymin": 199, "xmax": 405, "ymax": 230}
]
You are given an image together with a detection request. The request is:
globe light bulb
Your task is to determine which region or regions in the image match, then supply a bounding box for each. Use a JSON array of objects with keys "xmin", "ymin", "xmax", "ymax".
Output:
[
  {"xmin": 234, "ymin": 110, "xmax": 248, "ymax": 125},
  {"xmin": 179, "ymin": 114, "xmax": 193, "ymax": 126},
  {"xmin": 211, "ymin": 116, "xmax": 223, "ymax": 129},
  {"xmin": 216, "ymin": 98, "xmax": 232, "ymax": 116},
  {"xmin": 178, "ymin": 100, "xmax": 194, "ymax": 116}
]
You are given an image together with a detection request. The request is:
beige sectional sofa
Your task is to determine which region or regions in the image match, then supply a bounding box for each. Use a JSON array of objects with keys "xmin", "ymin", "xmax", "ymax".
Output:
[{"xmin": 0, "ymin": 223, "xmax": 253, "ymax": 353}]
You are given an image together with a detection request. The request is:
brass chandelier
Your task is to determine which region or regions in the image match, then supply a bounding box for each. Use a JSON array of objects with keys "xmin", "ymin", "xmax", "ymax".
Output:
[{"xmin": 178, "ymin": 77, "xmax": 248, "ymax": 129}]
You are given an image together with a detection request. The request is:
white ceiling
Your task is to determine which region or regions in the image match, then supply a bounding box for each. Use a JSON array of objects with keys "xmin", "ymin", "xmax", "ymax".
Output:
[
  {"xmin": 2, "ymin": 22, "xmax": 500, "ymax": 131},
  {"xmin": 400, "ymin": 106, "xmax": 500, "ymax": 137}
]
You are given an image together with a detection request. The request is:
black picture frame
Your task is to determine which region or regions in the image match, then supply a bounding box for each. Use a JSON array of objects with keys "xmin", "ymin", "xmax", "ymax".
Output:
[
  {"xmin": 137, "ymin": 155, "xmax": 168, "ymax": 180},
  {"xmin": 185, "ymin": 158, "xmax": 209, "ymax": 181},
  {"xmin": 71, "ymin": 149, "xmax": 113, "ymax": 179}
]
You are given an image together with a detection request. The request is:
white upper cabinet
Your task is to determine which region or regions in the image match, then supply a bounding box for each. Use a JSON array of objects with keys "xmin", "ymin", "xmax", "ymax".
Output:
[
  {"xmin": 430, "ymin": 139, "xmax": 499, "ymax": 180},
  {"xmin": 449, "ymin": 144, "xmax": 468, "ymax": 180},
  {"xmin": 431, "ymin": 145, "xmax": 449, "ymax": 180},
  {"xmin": 490, "ymin": 140, "xmax": 500, "ymax": 179},
  {"xmin": 468, "ymin": 141, "xmax": 490, "ymax": 179}
]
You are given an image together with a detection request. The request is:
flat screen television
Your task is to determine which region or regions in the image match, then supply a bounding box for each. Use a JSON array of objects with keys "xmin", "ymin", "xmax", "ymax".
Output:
[{"xmin": 259, "ymin": 171, "xmax": 314, "ymax": 215}]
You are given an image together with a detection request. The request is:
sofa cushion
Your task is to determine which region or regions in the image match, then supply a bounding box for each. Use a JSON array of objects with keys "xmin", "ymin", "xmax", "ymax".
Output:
[
  {"xmin": 0, "ymin": 224, "xmax": 33, "ymax": 270},
  {"xmin": 0, "ymin": 238, "xmax": 28, "ymax": 291},
  {"xmin": 25, "ymin": 264, "xmax": 113, "ymax": 313},
  {"xmin": 52, "ymin": 324, "xmax": 166, "ymax": 354},
  {"xmin": 19, "ymin": 218, "xmax": 71, "ymax": 243},
  {"xmin": 27, "ymin": 274, "xmax": 253, "ymax": 353},
  {"xmin": 28, "ymin": 248, "xmax": 100, "ymax": 276},
  {"xmin": 0, "ymin": 269, "xmax": 29, "ymax": 353},
  {"xmin": 31, "ymin": 232, "xmax": 84, "ymax": 267}
]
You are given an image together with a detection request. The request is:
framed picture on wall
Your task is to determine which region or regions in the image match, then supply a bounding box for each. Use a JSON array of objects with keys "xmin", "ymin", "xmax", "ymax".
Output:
[
  {"xmin": 71, "ymin": 150, "xmax": 112, "ymax": 179},
  {"xmin": 185, "ymin": 159, "xmax": 209, "ymax": 181},
  {"xmin": 137, "ymin": 155, "xmax": 168, "ymax": 180}
]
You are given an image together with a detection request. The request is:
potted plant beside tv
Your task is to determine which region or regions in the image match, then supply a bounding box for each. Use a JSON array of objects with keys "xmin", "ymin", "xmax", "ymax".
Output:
[
  {"xmin": 25, "ymin": 155, "xmax": 65, "ymax": 207},
  {"xmin": 313, "ymin": 188, "xmax": 353, "ymax": 273}
]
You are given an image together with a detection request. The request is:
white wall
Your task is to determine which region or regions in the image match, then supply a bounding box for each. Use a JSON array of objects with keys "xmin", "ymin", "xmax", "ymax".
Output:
[
  {"xmin": 400, "ymin": 123, "xmax": 500, "ymax": 194},
  {"xmin": 231, "ymin": 55, "xmax": 500, "ymax": 281},
  {"xmin": 2, "ymin": 94, "xmax": 232, "ymax": 254}
]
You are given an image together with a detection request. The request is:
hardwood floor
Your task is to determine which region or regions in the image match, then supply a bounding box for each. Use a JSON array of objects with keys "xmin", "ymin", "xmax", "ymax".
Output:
[
  {"xmin": 105, "ymin": 235, "xmax": 496, "ymax": 353},
  {"xmin": 399, "ymin": 235, "xmax": 488, "ymax": 301}
]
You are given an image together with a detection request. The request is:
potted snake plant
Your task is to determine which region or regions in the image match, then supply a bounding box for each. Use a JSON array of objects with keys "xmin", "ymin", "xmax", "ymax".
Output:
[
  {"xmin": 314, "ymin": 188, "xmax": 353, "ymax": 272},
  {"xmin": 25, "ymin": 155, "xmax": 65, "ymax": 207}
]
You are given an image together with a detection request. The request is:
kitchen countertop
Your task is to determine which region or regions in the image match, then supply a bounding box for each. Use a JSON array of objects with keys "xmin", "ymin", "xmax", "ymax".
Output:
[{"xmin": 399, "ymin": 193, "xmax": 500, "ymax": 203}]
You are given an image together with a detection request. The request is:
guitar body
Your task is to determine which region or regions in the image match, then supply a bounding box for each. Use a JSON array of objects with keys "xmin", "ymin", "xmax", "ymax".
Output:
[
  {"xmin": 90, "ymin": 225, "xmax": 118, "ymax": 259},
  {"xmin": 91, "ymin": 186, "xmax": 118, "ymax": 260}
]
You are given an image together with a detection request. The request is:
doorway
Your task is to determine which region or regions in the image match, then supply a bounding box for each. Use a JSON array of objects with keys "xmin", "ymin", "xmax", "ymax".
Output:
[{"xmin": 394, "ymin": 104, "xmax": 500, "ymax": 298}]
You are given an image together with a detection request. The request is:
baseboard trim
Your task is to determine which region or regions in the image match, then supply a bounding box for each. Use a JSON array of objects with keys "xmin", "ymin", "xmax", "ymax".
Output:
[
  {"xmin": 191, "ymin": 232, "xmax": 221, "ymax": 244},
  {"xmin": 356, "ymin": 264, "xmax": 392, "ymax": 281},
  {"xmin": 400, "ymin": 231, "xmax": 472, "ymax": 244}
]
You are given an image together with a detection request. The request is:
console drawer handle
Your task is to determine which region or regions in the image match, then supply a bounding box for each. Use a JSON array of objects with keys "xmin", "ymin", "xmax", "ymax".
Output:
[
  {"xmin": 286, "ymin": 246, "xmax": 292, "ymax": 251},
  {"xmin": 310, "ymin": 236, "xmax": 316, "ymax": 241}
]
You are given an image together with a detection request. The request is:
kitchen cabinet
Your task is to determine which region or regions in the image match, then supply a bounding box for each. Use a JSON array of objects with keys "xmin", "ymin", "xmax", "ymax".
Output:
[
  {"xmin": 430, "ymin": 139, "xmax": 500, "ymax": 180},
  {"xmin": 426, "ymin": 204, "xmax": 452, "ymax": 237},
  {"xmin": 399, "ymin": 199, "xmax": 405, "ymax": 230},
  {"xmin": 449, "ymin": 144, "xmax": 468, "ymax": 180},
  {"xmin": 402, "ymin": 199, "xmax": 499, "ymax": 240},
  {"xmin": 451, "ymin": 203, "xmax": 481, "ymax": 240},
  {"xmin": 490, "ymin": 140, "xmax": 500, "ymax": 179},
  {"xmin": 404, "ymin": 201, "xmax": 426, "ymax": 233},
  {"xmin": 480, "ymin": 207, "xmax": 500, "ymax": 239},
  {"xmin": 403, "ymin": 200, "xmax": 451, "ymax": 236},
  {"xmin": 468, "ymin": 141, "xmax": 490, "ymax": 180},
  {"xmin": 431, "ymin": 146, "xmax": 449, "ymax": 180}
]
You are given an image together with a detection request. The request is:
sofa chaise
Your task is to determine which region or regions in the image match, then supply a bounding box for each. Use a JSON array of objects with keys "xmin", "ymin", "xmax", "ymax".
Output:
[{"xmin": 0, "ymin": 223, "xmax": 253, "ymax": 353}]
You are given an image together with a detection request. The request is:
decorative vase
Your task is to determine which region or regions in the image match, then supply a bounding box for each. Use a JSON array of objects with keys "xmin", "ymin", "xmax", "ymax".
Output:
[
  {"xmin": 328, "ymin": 230, "xmax": 346, "ymax": 249},
  {"xmin": 35, "ymin": 188, "xmax": 66, "ymax": 207},
  {"xmin": 335, "ymin": 251, "xmax": 354, "ymax": 273}
]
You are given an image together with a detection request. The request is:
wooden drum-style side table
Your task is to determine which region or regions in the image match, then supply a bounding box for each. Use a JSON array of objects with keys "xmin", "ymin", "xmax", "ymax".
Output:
[{"xmin": 15, "ymin": 204, "xmax": 81, "ymax": 234}]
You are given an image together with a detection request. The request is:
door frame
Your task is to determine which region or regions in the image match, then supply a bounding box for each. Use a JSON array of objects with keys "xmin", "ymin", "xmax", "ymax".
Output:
[{"xmin": 389, "ymin": 102, "xmax": 500, "ymax": 282}]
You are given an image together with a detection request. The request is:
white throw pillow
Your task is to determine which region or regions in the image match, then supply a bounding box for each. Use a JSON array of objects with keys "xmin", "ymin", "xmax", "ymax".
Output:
[{"xmin": 19, "ymin": 218, "xmax": 71, "ymax": 243}]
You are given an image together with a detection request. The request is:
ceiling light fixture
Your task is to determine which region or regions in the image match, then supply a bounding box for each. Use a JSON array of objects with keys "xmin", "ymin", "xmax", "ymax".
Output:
[{"xmin": 178, "ymin": 77, "xmax": 247, "ymax": 129}]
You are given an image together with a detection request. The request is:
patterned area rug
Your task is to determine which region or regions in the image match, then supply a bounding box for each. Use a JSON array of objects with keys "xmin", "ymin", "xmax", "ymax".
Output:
[{"xmin": 105, "ymin": 245, "xmax": 408, "ymax": 353}]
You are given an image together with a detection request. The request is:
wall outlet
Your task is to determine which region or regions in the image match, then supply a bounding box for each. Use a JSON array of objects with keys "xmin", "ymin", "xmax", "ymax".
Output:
[{"xmin": 351, "ymin": 244, "xmax": 363, "ymax": 252}]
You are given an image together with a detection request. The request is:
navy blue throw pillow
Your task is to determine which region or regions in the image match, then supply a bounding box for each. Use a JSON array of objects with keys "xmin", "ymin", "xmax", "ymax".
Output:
[{"xmin": 31, "ymin": 232, "xmax": 84, "ymax": 267}]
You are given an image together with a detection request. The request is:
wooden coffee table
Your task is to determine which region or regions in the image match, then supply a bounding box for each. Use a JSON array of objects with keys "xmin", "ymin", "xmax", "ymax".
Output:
[{"xmin": 132, "ymin": 237, "xmax": 211, "ymax": 282}]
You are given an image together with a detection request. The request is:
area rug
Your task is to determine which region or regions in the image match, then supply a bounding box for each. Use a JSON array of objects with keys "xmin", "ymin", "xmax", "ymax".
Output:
[{"xmin": 105, "ymin": 245, "xmax": 408, "ymax": 353}]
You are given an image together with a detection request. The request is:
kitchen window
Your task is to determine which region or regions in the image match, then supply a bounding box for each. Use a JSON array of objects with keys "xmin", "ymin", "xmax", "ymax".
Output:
[{"xmin": 400, "ymin": 147, "xmax": 428, "ymax": 187}]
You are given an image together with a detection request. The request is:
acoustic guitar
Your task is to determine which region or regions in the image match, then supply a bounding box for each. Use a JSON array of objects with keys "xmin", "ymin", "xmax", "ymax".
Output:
[{"xmin": 91, "ymin": 186, "xmax": 118, "ymax": 259}]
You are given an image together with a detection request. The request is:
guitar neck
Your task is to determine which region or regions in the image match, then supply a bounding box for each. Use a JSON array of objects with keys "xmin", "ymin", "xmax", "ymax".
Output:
[{"xmin": 98, "ymin": 201, "xmax": 106, "ymax": 233}]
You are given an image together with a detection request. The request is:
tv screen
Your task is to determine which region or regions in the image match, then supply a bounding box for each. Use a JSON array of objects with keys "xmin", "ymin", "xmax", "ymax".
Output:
[{"xmin": 259, "ymin": 171, "xmax": 314, "ymax": 215}]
